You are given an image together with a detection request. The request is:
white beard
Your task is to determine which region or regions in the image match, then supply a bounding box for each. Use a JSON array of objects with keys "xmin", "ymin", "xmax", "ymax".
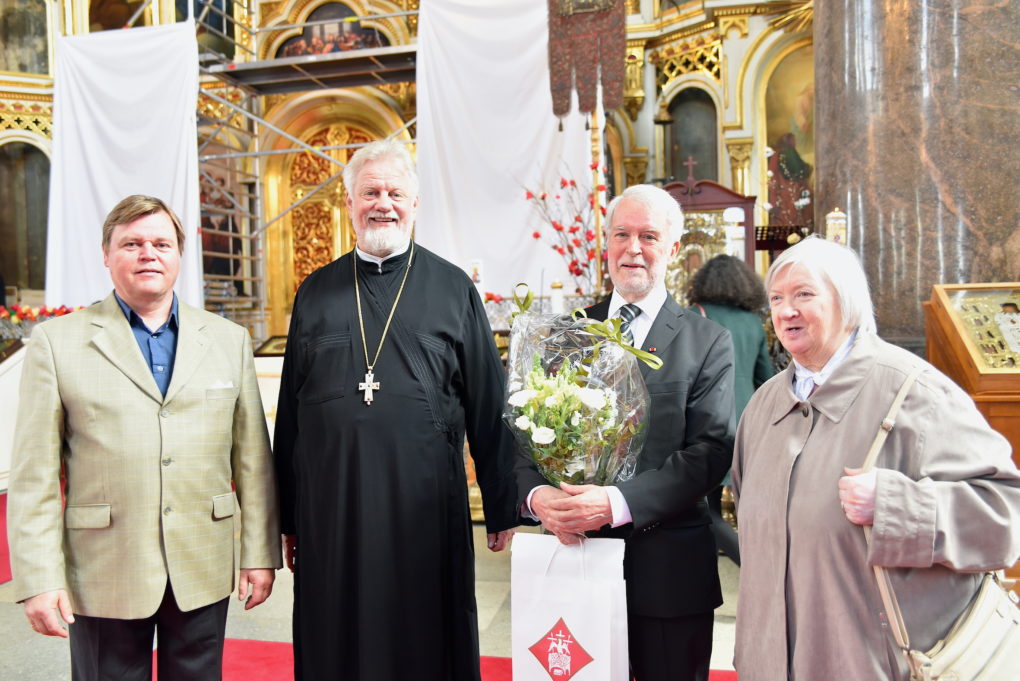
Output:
[{"xmin": 358, "ymin": 224, "xmax": 411, "ymax": 257}]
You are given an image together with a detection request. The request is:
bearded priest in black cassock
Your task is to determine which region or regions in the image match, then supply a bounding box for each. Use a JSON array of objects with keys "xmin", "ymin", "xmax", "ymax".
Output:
[{"xmin": 274, "ymin": 140, "xmax": 519, "ymax": 681}]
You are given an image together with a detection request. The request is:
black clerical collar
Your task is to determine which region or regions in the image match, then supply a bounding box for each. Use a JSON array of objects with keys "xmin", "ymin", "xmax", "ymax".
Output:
[{"xmin": 355, "ymin": 242, "xmax": 411, "ymax": 273}]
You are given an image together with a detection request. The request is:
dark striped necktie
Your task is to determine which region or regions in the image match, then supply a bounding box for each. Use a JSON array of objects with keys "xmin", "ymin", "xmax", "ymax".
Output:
[{"xmin": 619, "ymin": 303, "xmax": 640, "ymax": 346}]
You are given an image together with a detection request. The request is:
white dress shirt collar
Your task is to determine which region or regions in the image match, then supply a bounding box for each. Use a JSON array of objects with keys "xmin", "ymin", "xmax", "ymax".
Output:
[
  {"xmin": 355, "ymin": 241, "xmax": 411, "ymax": 272},
  {"xmin": 607, "ymin": 286, "xmax": 669, "ymax": 349},
  {"xmin": 792, "ymin": 329, "xmax": 857, "ymax": 400}
]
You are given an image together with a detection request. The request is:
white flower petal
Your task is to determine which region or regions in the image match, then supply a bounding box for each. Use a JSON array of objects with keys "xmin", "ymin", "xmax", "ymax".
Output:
[
  {"xmin": 577, "ymin": 387, "xmax": 607, "ymax": 410},
  {"xmin": 531, "ymin": 427, "xmax": 556, "ymax": 445},
  {"xmin": 508, "ymin": 389, "xmax": 537, "ymax": 407}
]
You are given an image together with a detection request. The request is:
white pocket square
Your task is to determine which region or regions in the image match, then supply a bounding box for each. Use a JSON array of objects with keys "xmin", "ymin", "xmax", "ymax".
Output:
[{"xmin": 209, "ymin": 380, "xmax": 235, "ymax": 390}]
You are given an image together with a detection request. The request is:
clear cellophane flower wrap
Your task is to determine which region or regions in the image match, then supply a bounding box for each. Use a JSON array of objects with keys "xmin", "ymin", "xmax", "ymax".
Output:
[{"xmin": 504, "ymin": 309, "xmax": 652, "ymax": 486}]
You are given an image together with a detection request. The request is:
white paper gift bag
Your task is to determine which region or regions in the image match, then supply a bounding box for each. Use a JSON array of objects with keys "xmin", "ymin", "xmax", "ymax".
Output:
[{"xmin": 511, "ymin": 533, "xmax": 628, "ymax": 681}]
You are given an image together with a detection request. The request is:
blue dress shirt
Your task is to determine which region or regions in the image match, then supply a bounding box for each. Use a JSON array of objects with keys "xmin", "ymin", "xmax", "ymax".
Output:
[{"xmin": 114, "ymin": 292, "xmax": 179, "ymax": 397}]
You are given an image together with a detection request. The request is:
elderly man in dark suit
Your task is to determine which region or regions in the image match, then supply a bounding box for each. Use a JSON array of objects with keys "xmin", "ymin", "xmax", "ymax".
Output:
[{"xmin": 518, "ymin": 184, "xmax": 735, "ymax": 681}]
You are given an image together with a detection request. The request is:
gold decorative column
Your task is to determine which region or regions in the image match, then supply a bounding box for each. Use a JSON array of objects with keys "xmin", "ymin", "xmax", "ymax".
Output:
[
  {"xmin": 725, "ymin": 138, "xmax": 753, "ymax": 194},
  {"xmin": 624, "ymin": 40, "xmax": 646, "ymax": 121},
  {"xmin": 625, "ymin": 0, "xmax": 640, "ymax": 14}
]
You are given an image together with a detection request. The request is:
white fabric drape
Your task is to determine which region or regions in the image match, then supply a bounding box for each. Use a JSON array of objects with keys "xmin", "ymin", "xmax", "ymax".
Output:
[
  {"xmin": 416, "ymin": 0, "xmax": 598, "ymax": 297},
  {"xmin": 46, "ymin": 21, "xmax": 201, "ymax": 307}
]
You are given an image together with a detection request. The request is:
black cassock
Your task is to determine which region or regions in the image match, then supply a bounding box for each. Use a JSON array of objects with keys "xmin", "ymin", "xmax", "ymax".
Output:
[{"xmin": 274, "ymin": 245, "xmax": 518, "ymax": 681}]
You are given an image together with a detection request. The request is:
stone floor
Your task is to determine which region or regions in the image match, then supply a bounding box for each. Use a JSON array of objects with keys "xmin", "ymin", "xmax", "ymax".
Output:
[{"xmin": 0, "ymin": 524, "xmax": 739, "ymax": 679}]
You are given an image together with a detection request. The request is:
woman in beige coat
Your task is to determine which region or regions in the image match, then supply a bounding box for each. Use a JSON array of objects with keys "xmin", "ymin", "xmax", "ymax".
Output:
[{"xmin": 731, "ymin": 237, "xmax": 1020, "ymax": 680}]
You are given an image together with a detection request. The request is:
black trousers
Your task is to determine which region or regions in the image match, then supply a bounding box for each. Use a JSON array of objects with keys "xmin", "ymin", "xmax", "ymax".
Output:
[
  {"xmin": 629, "ymin": 611, "xmax": 714, "ymax": 681},
  {"xmin": 69, "ymin": 582, "xmax": 229, "ymax": 681}
]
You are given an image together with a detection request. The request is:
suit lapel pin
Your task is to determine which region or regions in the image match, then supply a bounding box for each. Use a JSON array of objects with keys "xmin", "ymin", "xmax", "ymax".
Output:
[{"xmin": 648, "ymin": 346, "xmax": 656, "ymax": 352}]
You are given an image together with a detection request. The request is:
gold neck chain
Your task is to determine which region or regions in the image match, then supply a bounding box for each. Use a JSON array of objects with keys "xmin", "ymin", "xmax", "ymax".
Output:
[{"xmin": 353, "ymin": 241, "xmax": 415, "ymax": 405}]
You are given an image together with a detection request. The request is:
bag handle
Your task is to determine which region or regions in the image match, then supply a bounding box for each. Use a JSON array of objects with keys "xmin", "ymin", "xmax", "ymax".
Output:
[
  {"xmin": 543, "ymin": 536, "xmax": 588, "ymax": 581},
  {"xmin": 859, "ymin": 366, "xmax": 923, "ymax": 651}
]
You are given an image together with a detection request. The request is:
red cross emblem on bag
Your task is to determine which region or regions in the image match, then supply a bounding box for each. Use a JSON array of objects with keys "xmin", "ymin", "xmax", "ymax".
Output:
[{"xmin": 528, "ymin": 617, "xmax": 594, "ymax": 679}]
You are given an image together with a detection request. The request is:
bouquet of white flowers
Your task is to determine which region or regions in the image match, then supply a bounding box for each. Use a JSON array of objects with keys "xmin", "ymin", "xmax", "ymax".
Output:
[{"xmin": 504, "ymin": 303, "xmax": 656, "ymax": 486}]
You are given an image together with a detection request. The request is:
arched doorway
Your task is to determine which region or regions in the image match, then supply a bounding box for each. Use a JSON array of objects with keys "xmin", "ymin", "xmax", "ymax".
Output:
[{"xmin": 667, "ymin": 88, "xmax": 718, "ymax": 182}]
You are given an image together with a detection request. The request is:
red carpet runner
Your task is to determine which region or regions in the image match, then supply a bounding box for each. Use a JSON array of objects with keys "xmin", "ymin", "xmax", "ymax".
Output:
[
  {"xmin": 5, "ymin": 495, "xmax": 737, "ymax": 681},
  {"xmin": 154, "ymin": 639, "xmax": 737, "ymax": 680}
]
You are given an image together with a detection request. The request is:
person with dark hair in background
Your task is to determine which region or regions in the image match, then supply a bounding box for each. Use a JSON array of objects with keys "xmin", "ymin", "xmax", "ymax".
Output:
[{"xmin": 687, "ymin": 254, "xmax": 775, "ymax": 565}]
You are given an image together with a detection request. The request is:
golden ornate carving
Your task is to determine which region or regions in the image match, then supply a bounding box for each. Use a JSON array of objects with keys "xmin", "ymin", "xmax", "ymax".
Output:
[
  {"xmin": 286, "ymin": 124, "xmax": 377, "ymax": 290},
  {"xmin": 649, "ymin": 35, "xmax": 722, "ymax": 87},
  {"xmin": 623, "ymin": 40, "xmax": 646, "ymax": 121},
  {"xmin": 290, "ymin": 128, "xmax": 335, "ymax": 186},
  {"xmin": 719, "ymin": 15, "xmax": 749, "ymax": 39},
  {"xmin": 263, "ymin": 93, "xmax": 290, "ymax": 111},
  {"xmin": 0, "ymin": 99, "xmax": 53, "ymax": 138},
  {"xmin": 198, "ymin": 85, "xmax": 247, "ymax": 130},
  {"xmin": 623, "ymin": 156, "xmax": 648, "ymax": 187},
  {"xmin": 625, "ymin": 0, "xmax": 640, "ymax": 14},
  {"xmin": 378, "ymin": 82, "xmax": 417, "ymax": 124},
  {"xmin": 0, "ymin": 90, "xmax": 52, "ymax": 103},
  {"xmin": 233, "ymin": 0, "xmax": 255, "ymax": 56},
  {"xmin": 260, "ymin": 1, "xmax": 287, "ymax": 23},
  {"xmin": 665, "ymin": 211, "xmax": 729, "ymax": 303},
  {"xmin": 770, "ymin": 1, "xmax": 814, "ymax": 34},
  {"xmin": 291, "ymin": 201, "xmax": 334, "ymax": 286},
  {"xmin": 726, "ymin": 138, "xmax": 753, "ymax": 194},
  {"xmin": 402, "ymin": 0, "xmax": 420, "ymax": 36}
]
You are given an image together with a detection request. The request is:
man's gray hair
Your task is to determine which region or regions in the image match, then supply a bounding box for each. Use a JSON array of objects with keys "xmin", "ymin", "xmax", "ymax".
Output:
[
  {"xmin": 342, "ymin": 139, "xmax": 419, "ymax": 198},
  {"xmin": 604, "ymin": 184, "xmax": 684, "ymax": 242},
  {"xmin": 765, "ymin": 235, "xmax": 877, "ymax": 334}
]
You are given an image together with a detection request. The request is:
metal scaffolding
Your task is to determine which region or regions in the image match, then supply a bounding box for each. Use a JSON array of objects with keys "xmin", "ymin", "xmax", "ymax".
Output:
[{"xmin": 190, "ymin": 0, "xmax": 418, "ymax": 341}]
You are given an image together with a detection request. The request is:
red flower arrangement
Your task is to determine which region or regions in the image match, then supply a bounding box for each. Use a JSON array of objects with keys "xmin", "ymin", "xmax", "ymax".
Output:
[
  {"xmin": 524, "ymin": 171, "xmax": 608, "ymax": 296},
  {"xmin": 0, "ymin": 304, "xmax": 82, "ymax": 338}
]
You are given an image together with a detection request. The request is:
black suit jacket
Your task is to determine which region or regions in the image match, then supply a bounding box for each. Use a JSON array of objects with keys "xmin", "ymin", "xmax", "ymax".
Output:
[{"xmin": 517, "ymin": 295, "xmax": 735, "ymax": 618}]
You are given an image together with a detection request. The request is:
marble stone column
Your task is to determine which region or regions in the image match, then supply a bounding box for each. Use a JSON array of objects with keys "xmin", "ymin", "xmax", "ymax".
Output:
[{"xmin": 815, "ymin": 1, "xmax": 1020, "ymax": 345}]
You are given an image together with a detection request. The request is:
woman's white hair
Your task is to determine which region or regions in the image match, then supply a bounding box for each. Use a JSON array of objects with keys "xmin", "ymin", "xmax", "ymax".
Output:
[
  {"xmin": 765, "ymin": 235, "xmax": 877, "ymax": 334},
  {"xmin": 604, "ymin": 184, "xmax": 685, "ymax": 242},
  {"xmin": 341, "ymin": 139, "xmax": 419, "ymax": 197}
]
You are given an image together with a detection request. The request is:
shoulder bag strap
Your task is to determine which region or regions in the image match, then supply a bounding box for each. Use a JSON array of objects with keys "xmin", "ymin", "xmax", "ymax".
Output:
[{"xmin": 860, "ymin": 365, "xmax": 924, "ymax": 651}]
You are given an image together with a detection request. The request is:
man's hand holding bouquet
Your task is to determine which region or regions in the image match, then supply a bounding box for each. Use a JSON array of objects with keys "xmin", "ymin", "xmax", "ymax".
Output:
[{"xmin": 504, "ymin": 286, "xmax": 661, "ymax": 543}]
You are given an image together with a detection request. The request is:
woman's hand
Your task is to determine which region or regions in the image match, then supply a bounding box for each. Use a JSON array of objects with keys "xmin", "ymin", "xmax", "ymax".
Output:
[{"xmin": 838, "ymin": 467, "xmax": 877, "ymax": 525}]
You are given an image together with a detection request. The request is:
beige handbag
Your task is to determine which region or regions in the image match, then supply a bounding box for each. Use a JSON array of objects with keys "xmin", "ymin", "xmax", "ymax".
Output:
[{"xmin": 860, "ymin": 367, "xmax": 1020, "ymax": 681}]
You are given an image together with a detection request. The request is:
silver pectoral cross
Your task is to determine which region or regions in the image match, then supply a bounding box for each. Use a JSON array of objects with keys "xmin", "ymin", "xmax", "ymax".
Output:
[{"xmin": 359, "ymin": 369, "xmax": 380, "ymax": 405}]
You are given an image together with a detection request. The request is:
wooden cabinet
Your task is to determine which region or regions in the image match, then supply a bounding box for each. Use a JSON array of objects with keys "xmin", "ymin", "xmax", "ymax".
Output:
[{"xmin": 924, "ymin": 283, "xmax": 1020, "ymax": 586}]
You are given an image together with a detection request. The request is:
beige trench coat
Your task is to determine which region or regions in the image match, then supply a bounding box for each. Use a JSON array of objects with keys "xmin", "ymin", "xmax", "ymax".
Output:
[{"xmin": 732, "ymin": 332, "xmax": 1020, "ymax": 681}]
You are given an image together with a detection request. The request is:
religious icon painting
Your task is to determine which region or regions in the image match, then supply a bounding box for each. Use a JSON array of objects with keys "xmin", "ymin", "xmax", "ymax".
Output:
[
  {"xmin": 765, "ymin": 44, "xmax": 815, "ymax": 231},
  {"xmin": 275, "ymin": 2, "xmax": 389, "ymax": 58}
]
